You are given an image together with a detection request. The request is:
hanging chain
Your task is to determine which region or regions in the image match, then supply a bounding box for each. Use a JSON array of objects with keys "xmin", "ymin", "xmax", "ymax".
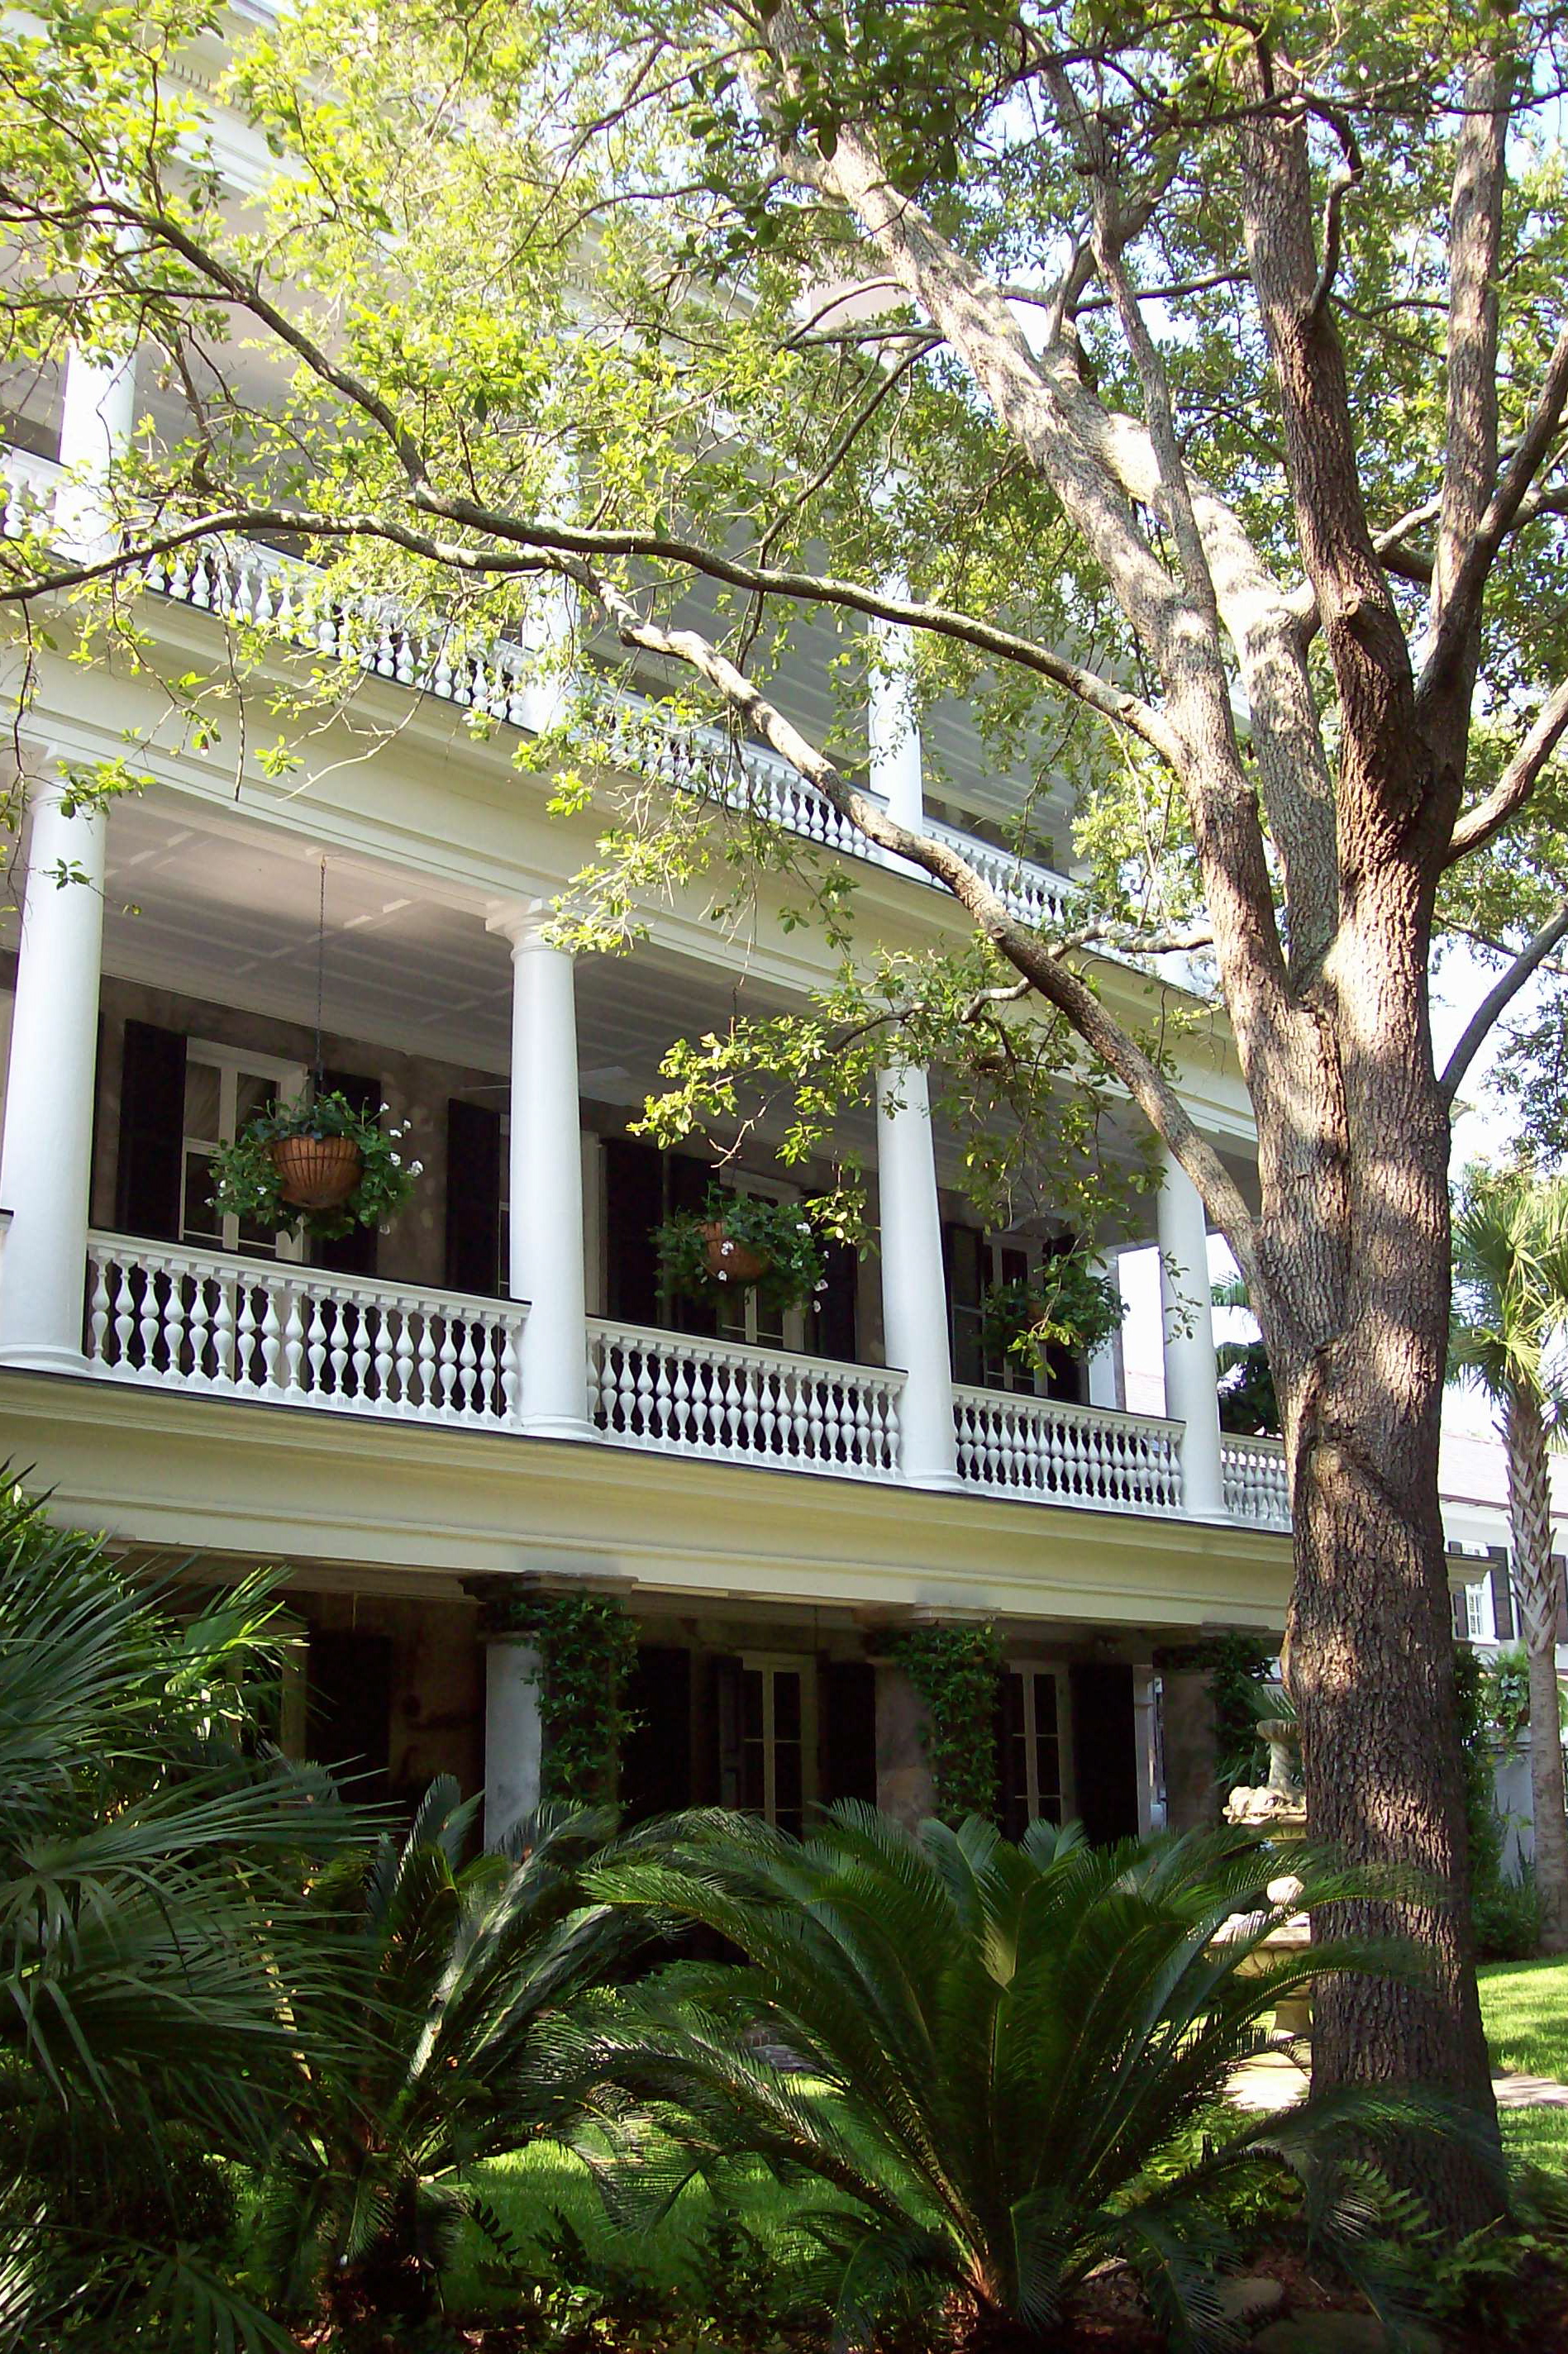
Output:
[{"xmin": 314, "ymin": 856, "xmax": 326, "ymax": 1091}]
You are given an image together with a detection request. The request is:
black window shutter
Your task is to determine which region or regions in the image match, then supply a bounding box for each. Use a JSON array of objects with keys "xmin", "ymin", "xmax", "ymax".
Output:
[
  {"xmin": 814, "ymin": 1237, "xmax": 859, "ymax": 1361},
  {"xmin": 603, "ymin": 1136, "xmax": 664, "ymax": 1324},
  {"xmin": 1489, "ymin": 1548, "xmax": 1515, "ymax": 1642},
  {"xmin": 996, "ymin": 1667, "xmax": 1027, "ymax": 1840},
  {"xmin": 820, "ymin": 1659, "xmax": 877, "ymax": 1809},
  {"xmin": 942, "ymin": 1218, "xmax": 986, "ymax": 1384},
  {"xmin": 444, "ymin": 1098, "xmax": 503, "ymax": 1295},
  {"xmin": 114, "ymin": 1020, "xmax": 187, "ymax": 1240},
  {"xmin": 316, "ymin": 1068, "xmax": 381, "ymax": 1277},
  {"xmin": 621, "ymin": 1646, "xmax": 693, "ymax": 1822},
  {"xmin": 1069, "ymin": 1663, "xmax": 1139, "ymax": 1846}
]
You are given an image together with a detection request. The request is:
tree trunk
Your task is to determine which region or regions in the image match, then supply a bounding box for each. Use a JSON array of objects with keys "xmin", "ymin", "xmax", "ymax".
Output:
[
  {"xmin": 1504, "ymin": 1385, "xmax": 1568, "ymax": 1953},
  {"xmin": 1263, "ymin": 913, "xmax": 1504, "ymax": 2233}
]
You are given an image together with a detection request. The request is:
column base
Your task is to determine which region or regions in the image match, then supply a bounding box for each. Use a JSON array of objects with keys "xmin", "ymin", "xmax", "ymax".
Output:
[
  {"xmin": 0, "ymin": 1342, "xmax": 93, "ymax": 1375},
  {"xmin": 903, "ymin": 1465, "xmax": 965, "ymax": 1493},
  {"xmin": 520, "ymin": 1413, "xmax": 599, "ymax": 1444}
]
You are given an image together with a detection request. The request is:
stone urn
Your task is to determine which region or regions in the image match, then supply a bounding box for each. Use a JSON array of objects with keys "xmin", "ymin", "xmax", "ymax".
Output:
[{"xmin": 1221, "ymin": 1711, "xmax": 1311, "ymax": 2038}]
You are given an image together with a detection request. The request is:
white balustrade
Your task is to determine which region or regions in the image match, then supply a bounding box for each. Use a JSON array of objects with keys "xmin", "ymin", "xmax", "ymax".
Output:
[
  {"xmin": 1221, "ymin": 1434, "xmax": 1291, "ymax": 1529},
  {"xmin": 0, "ymin": 436, "xmax": 1074, "ymax": 936},
  {"xmin": 953, "ymin": 1384, "xmax": 1184, "ymax": 1515},
  {"xmin": 587, "ymin": 1318, "xmax": 903, "ymax": 1480},
  {"xmin": 83, "ymin": 1233, "xmax": 526, "ymax": 1429}
]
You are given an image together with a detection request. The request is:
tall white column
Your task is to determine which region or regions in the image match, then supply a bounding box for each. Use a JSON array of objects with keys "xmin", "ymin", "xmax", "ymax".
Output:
[
  {"xmin": 876, "ymin": 1065, "xmax": 960, "ymax": 1489},
  {"xmin": 484, "ymin": 1635, "xmax": 543, "ymax": 1848},
  {"xmin": 1086, "ymin": 1251, "xmax": 1126, "ymax": 1410},
  {"xmin": 869, "ymin": 607, "xmax": 923, "ymax": 830},
  {"xmin": 1156, "ymin": 1145, "xmax": 1226, "ymax": 1518},
  {"xmin": 0, "ymin": 772, "xmax": 107, "ymax": 1369},
  {"xmin": 489, "ymin": 905, "xmax": 594, "ymax": 1440},
  {"xmin": 57, "ymin": 340, "xmax": 138, "ymax": 557}
]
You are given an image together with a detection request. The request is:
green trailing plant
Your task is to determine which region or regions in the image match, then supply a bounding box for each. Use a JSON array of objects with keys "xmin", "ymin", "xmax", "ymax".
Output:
[
  {"xmin": 588, "ymin": 1807, "xmax": 1453, "ymax": 2351},
  {"xmin": 489, "ymin": 1589, "xmax": 641, "ymax": 1806},
  {"xmin": 889, "ymin": 1622, "xmax": 1003, "ymax": 1824},
  {"xmin": 655, "ymin": 1185, "xmax": 827, "ymax": 1318},
  {"xmin": 1212, "ymin": 1275, "xmax": 1280, "ymax": 1437},
  {"xmin": 207, "ymin": 1086, "xmax": 422, "ymax": 1240},
  {"xmin": 0, "ymin": 1480, "xmax": 375, "ymax": 2352},
  {"xmin": 978, "ymin": 1249, "xmax": 1126, "ymax": 1373}
]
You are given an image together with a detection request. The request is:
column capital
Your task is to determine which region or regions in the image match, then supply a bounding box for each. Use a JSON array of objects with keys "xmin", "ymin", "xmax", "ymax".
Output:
[{"xmin": 485, "ymin": 896, "xmax": 565, "ymax": 952}]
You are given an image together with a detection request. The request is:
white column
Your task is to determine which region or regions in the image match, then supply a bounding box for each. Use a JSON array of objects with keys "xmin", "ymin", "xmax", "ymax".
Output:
[
  {"xmin": 869, "ymin": 606, "xmax": 923, "ymax": 830},
  {"xmin": 0, "ymin": 773, "xmax": 107, "ymax": 1370},
  {"xmin": 1086, "ymin": 1251, "xmax": 1125, "ymax": 1410},
  {"xmin": 1156, "ymin": 1146, "xmax": 1225, "ymax": 1518},
  {"xmin": 489, "ymin": 905, "xmax": 594, "ymax": 1439},
  {"xmin": 1132, "ymin": 1661, "xmax": 1162, "ymax": 1838},
  {"xmin": 516, "ymin": 576, "xmax": 575, "ymax": 736},
  {"xmin": 876, "ymin": 1065, "xmax": 960, "ymax": 1489},
  {"xmin": 57, "ymin": 340, "xmax": 138, "ymax": 558},
  {"xmin": 484, "ymin": 1636, "xmax": 543, "ymax": 1848}
]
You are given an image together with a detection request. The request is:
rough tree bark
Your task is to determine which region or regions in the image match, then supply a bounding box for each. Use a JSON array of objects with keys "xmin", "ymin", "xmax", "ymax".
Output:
[{"xmin": 1505, "ymin": 1383, "xmax": 1568, "ymax": 1953}]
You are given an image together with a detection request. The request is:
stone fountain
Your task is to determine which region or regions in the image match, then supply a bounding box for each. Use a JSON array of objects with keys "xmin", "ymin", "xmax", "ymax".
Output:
[{"xmin": 1217, "ymin": 1706, "xmax": 1312, "ymax": 2039}]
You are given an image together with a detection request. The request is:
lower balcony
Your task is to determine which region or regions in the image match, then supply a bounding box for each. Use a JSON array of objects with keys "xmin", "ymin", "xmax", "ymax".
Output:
[{"xmin": 74, "ymin": 1227, "xmax": 1293, "ymax": 1527}]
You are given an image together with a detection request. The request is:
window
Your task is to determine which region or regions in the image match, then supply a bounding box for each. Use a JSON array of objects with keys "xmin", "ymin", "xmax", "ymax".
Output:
[
  {"xmin": 1451, "ymin": 1581, "xmax": 1487, "ymax": 1642},
  {"xmin": 181, "ymin": 1042, "xmax": 307, "ymax": 1260},
  {"xmin": 1001, "ymin": 1665, "xmax": 1071, "ymax": 1839},
  {"xmin": 715, "ymin": 1175, "xmax": 807, "ymax": 1353},
  {"xmin": 738, "ymin": 1656, "xmax": 816, "ymax": 1838}
]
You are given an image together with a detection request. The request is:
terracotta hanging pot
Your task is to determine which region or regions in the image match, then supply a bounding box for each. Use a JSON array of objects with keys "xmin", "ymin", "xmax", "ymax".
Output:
[
  {"xmin": 699, "ymin": 1218, "xmax": 770, "ymax": 1285},
  {"xmin": 270, "ymin": 1133, "xmax": 363, "ymax": 1211}
]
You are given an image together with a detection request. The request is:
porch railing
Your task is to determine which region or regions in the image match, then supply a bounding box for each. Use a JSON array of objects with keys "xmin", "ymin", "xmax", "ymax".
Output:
[
  {"xmin": 84, "ymin": 1233, "xmax": 526, "ymax": 1429},
  {"xmin": 1221, "ymin": 1433, "xmax": 1291, "ymax": 1529},
  {"xmin": 587, "ymin": 1317, "xmax": 903, "ymax": 1479},
  {"xmin": 953, "ymin": 1384, "xmax": 1185, "ymax": 1515}
]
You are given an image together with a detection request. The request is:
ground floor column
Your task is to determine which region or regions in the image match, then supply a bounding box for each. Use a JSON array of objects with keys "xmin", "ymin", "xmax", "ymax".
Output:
[
  {"xmin": 874, "ymin": 1661, "xmax": 936, "ymax": 1828},
  {"xmin": 875, "ymin": 1065, "xmax": 960, "ymax": 1489},
  {"xmin": 1156, "ymin": 1146, "xmax": 1225, "ymax": 1518},
  {"xmin": 0, "ymin": 771, "xmax": 107, "ymax": 1369},
  {"xmin": 484, "ymin": 1635, "xmax": 543, "ymax": 1849}
]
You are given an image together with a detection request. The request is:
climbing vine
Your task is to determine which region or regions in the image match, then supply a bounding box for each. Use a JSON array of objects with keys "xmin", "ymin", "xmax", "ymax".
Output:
[
  {"xmin": 890, "ymin": 1623, "xmax": 1003, "ymax": 1825},
  {"xmin": 1162, "ymin": 1632, "xmax": 1275, "ymax": 1787},
  {"xmin": 484, "ymin": 1590, "xmax": 641, "ymax": 1806}
]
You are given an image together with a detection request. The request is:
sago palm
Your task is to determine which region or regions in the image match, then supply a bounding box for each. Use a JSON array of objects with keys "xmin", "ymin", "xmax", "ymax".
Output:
[
  {"xmin": 1450, "ymin": 1164, "xmax": 1568, "ymax": 1952},
  {"xmin": 254, "ymin": 1783, "xmax": 660, "ymax": 2327},
  {"xmin": 0, "ymin": 1481, "xmax": 373, "ymax": 2352},
  {"xmin": 587, "ymin": 1805, "xmax": 1441, "ymax": 2352}
]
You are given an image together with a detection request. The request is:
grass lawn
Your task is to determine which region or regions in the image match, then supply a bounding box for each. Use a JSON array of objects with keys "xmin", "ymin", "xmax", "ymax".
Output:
[{"xmin": 1479, "ymin": 1955, "xmax": 1568, "ymax": 2171}]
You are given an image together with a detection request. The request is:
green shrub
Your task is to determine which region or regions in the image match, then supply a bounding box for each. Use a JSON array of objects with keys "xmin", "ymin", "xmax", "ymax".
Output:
[{"xmin": 1473, "ymin": 1867, "xmax": 1541, "ymax": 1962}]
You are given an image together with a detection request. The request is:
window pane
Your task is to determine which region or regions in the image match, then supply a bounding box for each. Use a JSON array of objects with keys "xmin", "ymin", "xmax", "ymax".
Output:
[
  {"xmin": 741, "ymin": 1668, "xmax": 765, "ymax": 1739},
  {"xmin": 1033, "ymin": 1676, "xmax": 1059, "ymax": 1737},
  {"xmin": 1036, "ymin": 1735, "xmax": 1062, "ymax": 1809},
  {"xmin": 774, "ymin": 1741, "xmax": 803, "ymax": 1811},
  {"xmin": 183, "ymin": 1061, "xmax": 221, "ymax": 1143},
  {"xmin": 235, "ymin": 1071, "xmax": 279, "ymax": 1131},
  {"xmin": 182, "ymin": 1151, "xmax": 220, "ymax": 1242},
  {"xmin": 773, "ymin": 1671, "xmax": 802, "ymax": 1740},
  {"xmin": 741, "ymin": 1741, "xmax": 767, "ymax": 1813}
]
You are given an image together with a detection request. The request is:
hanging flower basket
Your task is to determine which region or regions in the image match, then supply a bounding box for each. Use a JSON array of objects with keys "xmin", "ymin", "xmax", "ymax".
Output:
[
  {"xmin": 979, "ymin": 1250, "xmax": 1126, "ymax": 1371},
  {"xmin": 270, "ymin": 1132, "xmax": 363, "ymax": 1211},
  {"xmin": 208, "ymin": 1089, "xmax": 422, "ymax": 1241},
  {"xmin": 657, "ymin": 1185, "xmax": 827, "ymax": 1316},
  {"xmin": 698, "ymin": 1218, "xmax": 770, "ymax": 1285}
]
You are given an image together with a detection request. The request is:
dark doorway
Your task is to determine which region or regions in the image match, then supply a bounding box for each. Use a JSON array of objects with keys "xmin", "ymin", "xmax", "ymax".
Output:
[
  {"xmin": 1070, "ymin": 1662, "xmax": 1139, "ymax": 1846},
  {"xmin": 622, "ymin": 1645, "xmax": 693, "ymax": 1823},
  {"xmin": 307, "ymin": 1627, "xmax": 393, "ymax": 1804}
]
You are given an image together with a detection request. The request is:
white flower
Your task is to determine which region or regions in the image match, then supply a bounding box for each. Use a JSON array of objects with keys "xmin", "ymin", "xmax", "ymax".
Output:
[
  {"xmin": 815, "ymin": 1280, "xmax": 827, "ymax": 1293},
  {"xmin": 408, "ymin": 1160, "xmax": 424, "ymax": 1176},
  {"xmin": 389, "ymin": 1152, "xmax": 402, "ymax": 1166}
]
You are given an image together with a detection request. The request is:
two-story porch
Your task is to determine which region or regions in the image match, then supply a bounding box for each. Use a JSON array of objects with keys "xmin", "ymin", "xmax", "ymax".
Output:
[{"xmin": 0, "ymin": 773, "xmax": 1292, "ymax": 1840}]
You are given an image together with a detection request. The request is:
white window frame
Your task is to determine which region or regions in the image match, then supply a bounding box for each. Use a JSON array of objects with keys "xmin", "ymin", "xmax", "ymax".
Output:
[
  {"xmin": 1011, "ymin": 1662, "xmax": 1074, "ymax": 1826},
  {"xmin": 183, "ymin": 1038, "xmax": 309, "ymax": 1261},
  {"xmin": 738, "ymin": 1651, "xmax": 817, "ymax": 1828}
]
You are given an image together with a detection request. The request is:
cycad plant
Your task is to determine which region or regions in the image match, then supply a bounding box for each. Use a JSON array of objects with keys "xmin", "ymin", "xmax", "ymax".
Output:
[
  {"xmin": 254, "ymin": 1784, "xmax": 656, "ymax": 2328},
  {"xmin": 589, "ymin": 1807, "xmax": 1442, "ymax": 2352},
  {"xmin": 1450, "ymin": 1163, "xmax": 1568, "ymax": 1953},
  {"xmin": 0, "ymin": 1482, "xmax": 372, "ymax": 2352}
]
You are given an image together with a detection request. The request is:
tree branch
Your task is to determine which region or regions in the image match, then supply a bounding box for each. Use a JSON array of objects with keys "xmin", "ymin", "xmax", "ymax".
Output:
[
  {"xmin": 1439, "ymin": 898, "xmax": 1568, "ymax": 1104},
  {"xmin": 1444, "ymin": 674, "xmax": 1568, "ymax": 865},
  {"xmin": 566, "ymin": 551, "xmax": 1261, "ymax": 1275}
]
